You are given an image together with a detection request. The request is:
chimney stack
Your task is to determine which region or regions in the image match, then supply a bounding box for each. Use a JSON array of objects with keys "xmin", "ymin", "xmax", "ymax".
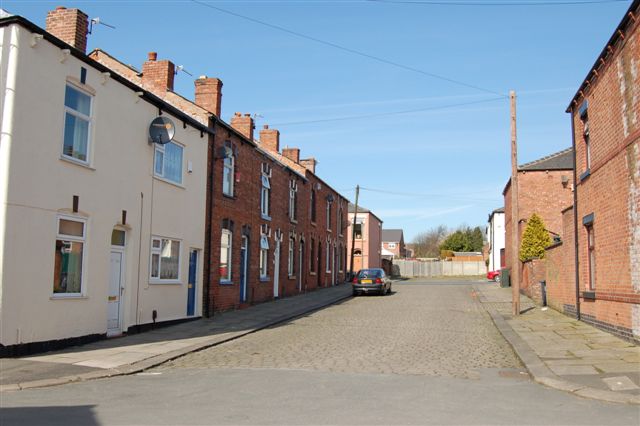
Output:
[
  {"xmin": 300, "ymin": 158, "xmax": 317, "ymax": 174},
  {"xmin": 282, "ymin": 147, "xmax": 300, "ymax": 164},
  {"xmin": 194, "ymin": 76, "xmax": 223, "ymax": 117},
  {"xmin": 45, "ymin": 7, "xmax": 89, "ymax": 53},
  {"xmin": 230, "ymin": 113, "xmax": 254, "ymax": 140},
  {"xmin": 259, "ymin": 125, "xmax": 280, "ymax": 153},
  {"xmin": 142, "ymin": 52, "xmax": 175, "ymax": 92}
]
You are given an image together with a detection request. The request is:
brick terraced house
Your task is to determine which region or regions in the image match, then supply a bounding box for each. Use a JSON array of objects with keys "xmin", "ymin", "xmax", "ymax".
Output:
[
  {"xmin": 556, "ymin": 0, "xmax": 639, "ymax": 342},
  {"xmin": 503, "ymin": 148, "xmax": 575, "ymax": 300}
]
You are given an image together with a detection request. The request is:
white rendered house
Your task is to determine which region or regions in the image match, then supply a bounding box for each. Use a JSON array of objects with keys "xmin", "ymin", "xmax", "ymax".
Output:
[
  {"xmin": 487, "ymin": 207, "xmax": 506, "ymax": 273},
  {"xmin": 0, "ymin": 8, "xmax": 210, "ymax": 354}
]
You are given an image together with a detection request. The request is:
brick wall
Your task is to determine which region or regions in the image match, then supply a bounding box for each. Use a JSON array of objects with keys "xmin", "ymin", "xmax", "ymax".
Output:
[
  {"xmin": 569, "ymin": 2, "xmax": 640, "ymax": 342},
  {"xmin": 521, "ymin": 259, "xmax": 547, "ymax": 304},
  {"xmin": 545, "ymin": 207, "xmax": 577, "ymax": 314}
]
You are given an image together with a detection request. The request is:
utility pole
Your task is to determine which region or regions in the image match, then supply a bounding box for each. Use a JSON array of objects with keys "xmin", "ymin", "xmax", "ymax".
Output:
[
  {"xmin": 349, "ymin": 185, "xmax": 360, "ymax": 281},
  {"xmin": 510, "ymin": 90, "xmax": 520, "ymax": 316}
]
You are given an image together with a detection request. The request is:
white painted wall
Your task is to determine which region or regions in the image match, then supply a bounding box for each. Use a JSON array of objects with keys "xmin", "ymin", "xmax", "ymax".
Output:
[
  {"xmin": 0, "ymin": 23, "xmax": 207, "ymax": 346},
  {"xmin": 488, "ymin": 211, "xmax": 505, "ymax": 272}
]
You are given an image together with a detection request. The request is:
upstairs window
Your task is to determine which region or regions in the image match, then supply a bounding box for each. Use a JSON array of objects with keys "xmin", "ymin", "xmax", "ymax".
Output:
[
  {"xmin": 289, "ymin": 181, "xmax": 298, "ymax": 222},
  {"xmin": 63, "ymin": 84, "xmax": 92, "ymax": 163},
  {"xmin": 154, "ymin": 142, "xmax": 183, "ymax": 185},
  {"xmin": 326, "ymin": 201, "xmax": 332, "ymax": 230},
  {"xmin": 222, "ymin": 155, "xmax": 234, "ymax": 196},
  {"xmin": 311, "ymin": 190, "xmax": 317, "ymax": 223},
  {"xmin": 354, "ymin": 223, "xmax": 363, "ymax": 239},
  {"xmin": 261, "ymin": 174, "xmax": 271, "ymax": 218},
  {"xmin": 579, "ymin": 102, "xmax": 591, "ymax": 171}
]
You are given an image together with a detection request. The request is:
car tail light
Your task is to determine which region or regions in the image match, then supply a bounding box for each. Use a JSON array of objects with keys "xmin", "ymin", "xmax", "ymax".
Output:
[
  {"xmin": 375, "ymin": 278, "xmax": 382, "ymax": 284},
  {"xmin": 352, "ymin": 276, "xmax": 358, "ymax": 284}
]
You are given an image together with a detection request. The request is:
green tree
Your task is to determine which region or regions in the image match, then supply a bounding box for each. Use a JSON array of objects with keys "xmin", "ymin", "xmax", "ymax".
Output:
[
  {"xmin": 439, "ymin": 225, "xmax": 485, "ymax": 254},
  {"xmin": 470, "ymin": 226, "xmax": 484, "ymax": 252},
  {"xmin": 519, "ymin": 213, "xmax": 552, "ymax": 261}
]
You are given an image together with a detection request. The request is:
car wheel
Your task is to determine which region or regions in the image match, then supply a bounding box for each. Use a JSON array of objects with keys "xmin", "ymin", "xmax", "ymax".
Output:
[
  {"xmin": 352, "ymin": 290, "xmax": 358, "ymax": 297},
  {"xmin": 494, "ymin": 275, "xmax": 501, "ymax": 283}
]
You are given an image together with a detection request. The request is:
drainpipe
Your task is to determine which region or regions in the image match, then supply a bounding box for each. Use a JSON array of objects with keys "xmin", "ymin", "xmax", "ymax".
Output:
[{"xmin": 570, "ymin": 109, "xmax": 581, "ymax": 320}]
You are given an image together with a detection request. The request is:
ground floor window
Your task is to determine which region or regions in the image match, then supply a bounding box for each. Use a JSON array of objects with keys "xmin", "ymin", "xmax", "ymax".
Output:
[
  {"xmin": 288, "ymin": 237, "xmax": 295, "ymax": 276},
  {"xmin": 53, "ymin": 217, "xmax": 86, "ymax": 295},
  {"xmin": 586, "ymin": 224, "xmax": 595, "ymax": 291},
  {"xmin": 151, "ymin": 237, "xmax": 181, "ymax": 282},
  {"xmin": 260, "ymin": 235, "xmax": 269, "ymax": 278},
  {"xmin": 220, "ymin": 229, "xmax": 232, "ymax": 282}
]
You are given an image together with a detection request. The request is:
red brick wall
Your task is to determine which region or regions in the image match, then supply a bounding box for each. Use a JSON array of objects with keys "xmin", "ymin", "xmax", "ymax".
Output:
[
  {"xmin": 206, "ymin": 122, "xmax": 347, "ymax": 314},
  {"xmin": 570, "ymin": 5, "xmax": 639, "ymax": 342},
  {"xmin": 45, "ymin": 7, "xmax": 88, "ymax": 53},
  {"xmin": 521, "ymin": 259, "xmax": 547, "ymax": 304},
  {"xmin": 545, "ymin": 207, "xmax": 577, "ymax": 314}
]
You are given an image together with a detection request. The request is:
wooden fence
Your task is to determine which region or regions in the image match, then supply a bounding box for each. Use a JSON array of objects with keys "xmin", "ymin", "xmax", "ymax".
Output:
[{"xmin": 393, "ymin": 260, "xmax": 486, "ymax": 278}]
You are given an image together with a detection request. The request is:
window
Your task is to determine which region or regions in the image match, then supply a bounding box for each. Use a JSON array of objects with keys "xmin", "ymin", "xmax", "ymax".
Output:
[
  {"xmin": 326, "ymin": 201, "xmax": 332, "ymax": 230},
  {"xmin": 154, "ymin": 142, "xmax": 183, "ymax": 184},
  {"xmin": 111, "ymin": 229, "xmax": 125, "ymax": 246},
  {"xmin": 354, "ymin": 223, "xmax": 363, "ymax": 239},
  {"xmin": 261, "ymin": 174, "xmax": 271, "ymax": 218},
  {"xmin": 150, "ymin": 237, "xmax": 181, "ymax": 282},
  {"xmin": 311, "ymin": 190, "xmax": 317, "ymax": 223},
  {"xmin": 53, "ymin": 217, "xmax": 86, "ymax": 295},
  {"xmin": 220, "ymin": 229, "xmax": 232, "ymax": 282},
  {"xmin": 288, "ymin": 237, "xmax": 295, "ymax": 276},
  {"xmin": 223, "ymin": 155, "xmax": 234, "ymax": 196},
  {"xmin": 310, "ymin": 238, "xmax": 316, "ymax": 273},
  {"xmin": 325, "ymin": 243, "xmax": 331, "ymax": 273},
  {"xmin": 338, "ymin": 208, "xmax": 343, "ymax": 236},
  {"xmin": 338, "ymin": 244, "xmax": 342, "ymax": 272},
  {"xmin": 388, "ymin": 243, "xmax": 396, "ymax": 249},
  {"xmin": 580, "ymin": 102, "xmax": 591, "ymax": 171},
  {"xmin": 289, "ymin": 181, "xmax": 298, "ymax": 221},
  {"xmin": 587, "ymin": 225, "xmax": 595, "ymax": 290},
  {"xmin": 260, "ymin": 235, "xmax": 269, "ymax": 278},
  {"xmin": 63, "ymin": 84, "xmax": 92, "ymax": 163}
]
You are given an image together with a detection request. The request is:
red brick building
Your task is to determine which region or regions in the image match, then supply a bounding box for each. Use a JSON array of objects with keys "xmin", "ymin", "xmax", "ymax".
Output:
[
  {"xmin": 561, "ymin": 0, "xmax": 640, "ymax": 342},
  {"xmin": 503, "ymin": 148, "xmax": 574, "ymax": 299},
  {"xmin": 92, "ymin": 49, "xmax": 348, "ymax": 316}
]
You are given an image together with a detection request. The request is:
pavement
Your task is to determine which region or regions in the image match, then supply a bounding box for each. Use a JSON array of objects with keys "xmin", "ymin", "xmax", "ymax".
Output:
[
  {"xmin": 473, "ymin": 281, "xmax": 640, "ymax": 405},
  {"xmin": 0, "ymin": 283, "xmax": 353, "ymax": 392},
  {"xmin": 1, "ymin": 278, "xmax": 639, "ymax": 406}
]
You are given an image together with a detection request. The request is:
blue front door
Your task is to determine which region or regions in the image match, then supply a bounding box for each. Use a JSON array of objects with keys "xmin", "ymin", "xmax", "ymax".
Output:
[{"xmin": 187, "ymin": 250, "xmax": 197, "ymax": 316}]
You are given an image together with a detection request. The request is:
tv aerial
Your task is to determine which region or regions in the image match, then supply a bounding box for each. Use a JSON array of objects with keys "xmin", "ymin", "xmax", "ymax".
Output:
[{"xmin": 88, "ymin": 17, "xmax": 116, "ymax": 35}]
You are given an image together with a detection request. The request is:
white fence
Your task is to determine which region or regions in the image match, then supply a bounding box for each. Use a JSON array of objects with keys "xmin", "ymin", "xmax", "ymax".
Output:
[{"xmin": 393, "ymin": 260, "xmax": 486, "ymax": 278}]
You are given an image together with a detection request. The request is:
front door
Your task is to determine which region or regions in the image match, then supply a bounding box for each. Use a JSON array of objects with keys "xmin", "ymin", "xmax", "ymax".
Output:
[
  {"xmin": 274, "ymin": 239, "xmax": 280, "ymax": 298},
  {"xmin": 107, "ymin": 251, "xmax": 124, "ymax": 335},
  {"xmin": 187, "ymin": 250, "xmax": 197, "ymax": 316},
  {"xmin": 240, "ymin": 236, "xmax": 248, "ymax": 303},
  {"xmin": 298, "ymin": 241, "xmax": 304, "ymax": 292}
]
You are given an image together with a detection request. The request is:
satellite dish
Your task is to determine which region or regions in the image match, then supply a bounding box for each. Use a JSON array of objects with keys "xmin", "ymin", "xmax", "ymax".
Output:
[{"xmin": 148, "ymin": 116, "xmax": 175, "ymax": 145}]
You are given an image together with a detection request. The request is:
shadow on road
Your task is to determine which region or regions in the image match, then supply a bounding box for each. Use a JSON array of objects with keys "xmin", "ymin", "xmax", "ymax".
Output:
[{"xmin": 0, "ymin": 405, "xmax": 99, "ymax": 426}]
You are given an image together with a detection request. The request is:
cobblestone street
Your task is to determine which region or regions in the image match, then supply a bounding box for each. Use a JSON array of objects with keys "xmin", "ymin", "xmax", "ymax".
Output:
[{"xmin": 160, "ymin": 280, "xmax": 521, "ymax": 379}]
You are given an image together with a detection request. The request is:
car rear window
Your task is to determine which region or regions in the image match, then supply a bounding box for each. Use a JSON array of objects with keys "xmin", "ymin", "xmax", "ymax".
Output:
[{"xmin": 358, "ymin": 269, "xmax": 382, "ymax": 278}]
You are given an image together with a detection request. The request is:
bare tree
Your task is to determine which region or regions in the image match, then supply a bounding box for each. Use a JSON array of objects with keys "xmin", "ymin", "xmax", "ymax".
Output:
[{"xmin": 412, "ymin": 225, "xmax": 448, "ymax": 258}]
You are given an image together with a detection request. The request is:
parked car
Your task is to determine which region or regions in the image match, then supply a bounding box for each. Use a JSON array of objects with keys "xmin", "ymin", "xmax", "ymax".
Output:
[
  {"xmin": 487, "ymin": 270, "xmax": 501, "ymax": 283},
  {"xmin": 352, "ymin": 268, "xmax": 392, "ymax": 296}
]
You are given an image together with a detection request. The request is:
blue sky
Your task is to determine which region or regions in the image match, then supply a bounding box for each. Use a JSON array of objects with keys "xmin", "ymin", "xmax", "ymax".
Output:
[{"xmin": 4, "ymin": 0, "xmax": 632, "ymax": 241}]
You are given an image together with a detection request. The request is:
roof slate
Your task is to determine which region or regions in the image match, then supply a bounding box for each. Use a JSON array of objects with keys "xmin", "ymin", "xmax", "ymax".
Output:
[
  {"xmin": 382, "ymin": 229, "xmax": 403, "ymax": 243},
  {"xmin": 518, "ymin": 147, "xmax": 573, "ymax": 171}
]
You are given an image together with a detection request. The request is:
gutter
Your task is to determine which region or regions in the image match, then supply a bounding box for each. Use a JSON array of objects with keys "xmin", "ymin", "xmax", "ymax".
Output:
[{"xmin": 569, "ymin": 110, "xmax": 581, "ymax": 321}]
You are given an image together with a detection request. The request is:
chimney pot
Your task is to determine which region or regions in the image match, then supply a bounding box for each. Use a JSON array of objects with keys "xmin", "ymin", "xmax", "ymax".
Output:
[
  {"xmin": 148, "ymin": 52, "xmax": 157, "ymax": 61},
  {"xmin": 263, "ymin": 125, "xmax": 269, "ymax": 129},
  {"xmin": 56, "ymin": 6, "xmax": 67, "ymax": 10}
]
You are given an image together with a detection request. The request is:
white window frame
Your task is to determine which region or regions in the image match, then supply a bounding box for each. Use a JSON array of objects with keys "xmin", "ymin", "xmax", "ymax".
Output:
[
  {"xmin": 220, "ymin": 229, "xmax": 232, "ymax": 283},
  {"xmin": 326, "ymin": 201, "xmax": 331, "ymax": 231},
  {"xmin": 388, "ymin": 243, "xmax": 397, "ymax": 249},
  {"xmin": 261, "ymin": 174, "xmax": 271, "ymax": 219},
  {"xmin": 150, "ymin": 236, "xmax": 182, "ymax": 284},
  {"xmin": 260, "ymin": 235, "xmax": 269, "ymax": 279},
  {"xmin": 288, "ymin": 237, "xmax": 295, "ymax": 276},
  {"xmin": 53, "ymin": 215, "xmax": 87, "ymax": 297},
  {"xmin": 154, "ymin": 141, "xmax": 184, "ymax": 185},
  {"xmin": 223, "ymin": 155, "xmax": 234, "ymax": 196},
  {"xmin": 289, "ymin": 182, "xmax": 297, "ymax": 222},
  {"xmin": 62, "ymin": 83, "xmax": 92, "ymax": 165}
]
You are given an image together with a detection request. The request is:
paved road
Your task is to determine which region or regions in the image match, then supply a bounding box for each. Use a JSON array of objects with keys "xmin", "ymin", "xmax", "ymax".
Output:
[{"xmin": 2, "ymin": 279, "xmax": 638, "ymax": 425}]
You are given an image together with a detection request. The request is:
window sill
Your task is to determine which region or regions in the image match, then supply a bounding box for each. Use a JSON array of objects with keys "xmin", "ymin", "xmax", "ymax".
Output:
[
  {"xmin": 290, "ymin": 219, "xmax": 298, "ymax": 225},
  {"xmin": 153, "ymin": 175, "xmax": 185, "ymax": 189},
  {"xmin": 579, "ymin": 169, "xmax": 591, "ymax": 182},
  {"xmin": 310, "ymin": 272, "xmax": 316, "ymax": 276},
  {"xmin": 311, "ymin": 222, "xmax": 317, "ymax": 227},
  {"xmin": 261, "ymin": 215, "xmax": 272, "ymax": 222},
  {"xmin": 149, "ymin": 280, "xmax": 182, "ymax": 285},
  {"xmin": 222, "ymin": 193, "xmax": 236, "ymax": 200},
  {"xmin": 220, "ymin": 280, "xmax": 234, "ymax": 285},
  {"xmin": 288, "ymin": 275, "xmax": 296, "ymax": 280},
  {"xmin": 60, "ymin": 156, "xmax": 94, "ymax": 170},
  {"xmin": 259, "ymin": 276, "xmax": 270, "ymax": 282},
  {"xmin": 582, "ymin": 291, "xmax": 596, "ymax": 300},
  {"xmin": 51, "ymin": 294, "xmax": 87, "ymax": 300}
]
